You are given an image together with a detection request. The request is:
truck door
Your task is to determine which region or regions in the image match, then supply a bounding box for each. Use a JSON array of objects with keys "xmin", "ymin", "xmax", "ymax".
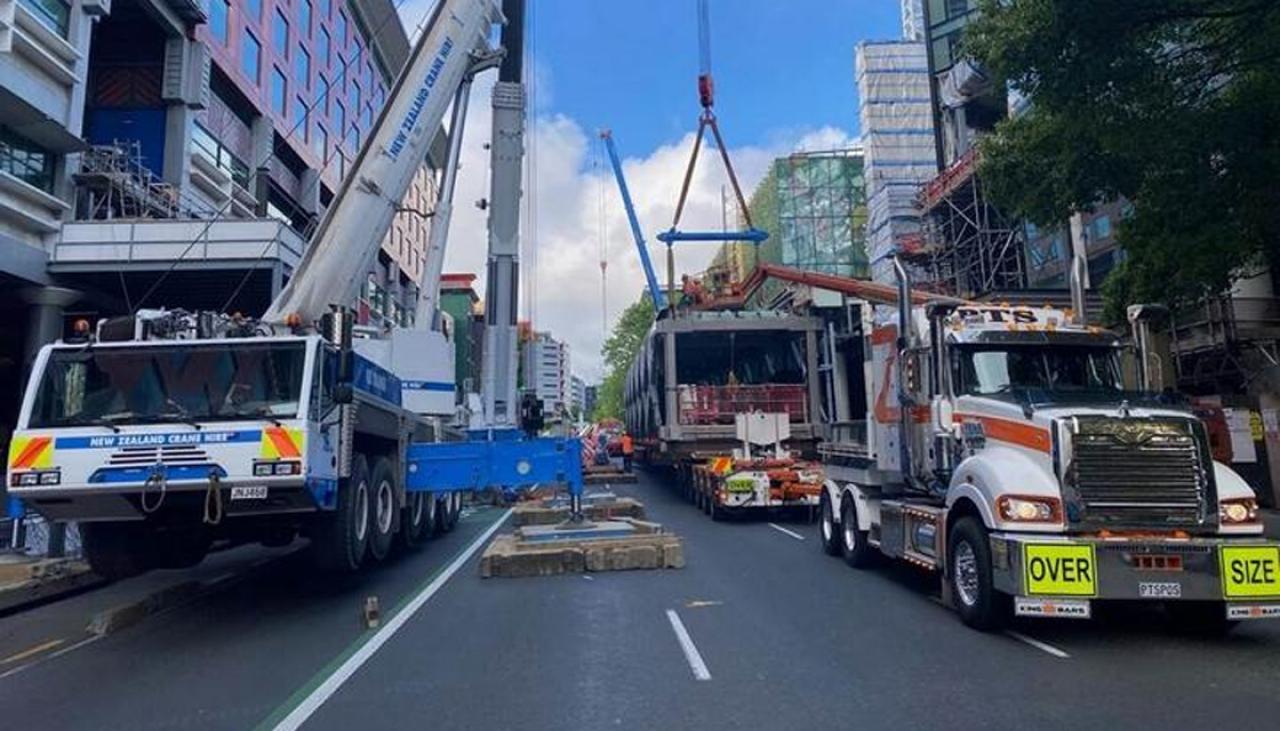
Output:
[{"xmin": 306, "ymin": 345, "xmax": 340, "ymax": 507}]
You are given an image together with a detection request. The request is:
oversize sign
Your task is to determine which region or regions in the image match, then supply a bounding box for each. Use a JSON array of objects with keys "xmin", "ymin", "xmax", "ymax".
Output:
[{"xmin": 1023, "ymin": 543, "xmax": 1097, "ymax": 596}]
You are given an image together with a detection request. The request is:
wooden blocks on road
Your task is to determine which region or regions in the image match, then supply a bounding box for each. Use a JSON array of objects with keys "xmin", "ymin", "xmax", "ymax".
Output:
[{"xmin": 480, "ymin": 518, "xmax": 684, "ymax": 578}]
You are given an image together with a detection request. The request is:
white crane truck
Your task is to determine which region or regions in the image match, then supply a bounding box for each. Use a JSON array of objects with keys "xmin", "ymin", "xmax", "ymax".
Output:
[
  {"xmin": 796, "ymin": 261, "xmax": 1280, "ymax": 631},
  {"xmin": 5, "ymin": 0, "xmax": 580, "ymax": 579}
]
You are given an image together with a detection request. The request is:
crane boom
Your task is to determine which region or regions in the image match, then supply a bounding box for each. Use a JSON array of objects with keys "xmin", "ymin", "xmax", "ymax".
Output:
[
  {"xmin": 600, "ymin": 130, "xmax": 667, "ymax": 313},
  {"xmin": 264, "ymin": 0, "xmax": 502, "ymax": 324}
]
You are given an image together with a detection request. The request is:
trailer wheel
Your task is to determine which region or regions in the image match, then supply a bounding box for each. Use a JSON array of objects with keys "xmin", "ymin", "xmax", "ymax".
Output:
[
  {"xmin": 311, "ymin": 454, "xmax": 371, "ymax": 572},
  {"xmin": 399, "ymin": 491, "xmax": 432, "ymax": 549},
  {"xmin": 367, "ymin": 457, "xmax": 397, "ymax": 562},
  {"xmin": 840, "ymin": 498, "xmax": 876, "ymax": 568},
  {"xmin": 947, "ymin": 516, "xmax": 1009, "ymax": 631},
  {"xmin": 819, "ymin": 492, "xmax": 841, "ymax": 556},
  {"xmin": 708, "ymin": 495, "xmax": 721, "ymax": 522},
  {"xmin": 81, "ymin": 522, "xmax": 152, "ymax": 581},
  {"xmin": 441, "ymin": 492, "xmax": 460, "ymax": 531}
]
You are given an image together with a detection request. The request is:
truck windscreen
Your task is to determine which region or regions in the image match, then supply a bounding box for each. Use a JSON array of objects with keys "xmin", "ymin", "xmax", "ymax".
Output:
[
  {"xmin": 28, "ymin": 342, "xmax": 308, "ymax": 428},
  {"xmin": 957, "ymin": 344, "xmax": 1122, "ymax": 396}
]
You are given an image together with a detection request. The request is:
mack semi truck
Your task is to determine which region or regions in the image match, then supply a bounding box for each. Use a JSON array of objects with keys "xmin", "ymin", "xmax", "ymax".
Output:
[
  {"xmin": 6, "ymin": 0, "xmax": 581, "ymax": 579},
  {"xmin": 760, "ymin": 261, "xmax": 1280, "ymax": 631}
]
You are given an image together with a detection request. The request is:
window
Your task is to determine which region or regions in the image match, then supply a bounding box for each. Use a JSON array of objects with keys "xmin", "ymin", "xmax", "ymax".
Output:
[
  {"xmin": 0, "ymin": 126, "xmax": 56, "ymax": 193},
  {"xmin": 318, "ymin": 27, "xmax": 331, "ymax": 67},
  {"xmin": 957, "ymin": 345, "xmax": 1122, "ymax": 396},
  {"xmin": 241, "ymin": 30, "xmax": 262, "ymax": 83},
  {"xmin": 318, "ymin": 0, "xmax": 330, "ymax": 18},
  {"xmin": 273, "ymin": 10, "xmax": 289, "ymax": 56},
  {"xmin": 313, "ymin": 123, "xmax": 328, "ymax": 161},
  {"xmin": 348, "ymin": 84, "xmax": 359, "ymax": 116},
  {"xmin": 207, "ymin": 0, "xmax": 229, "ymax": 45},
  {"xmin": 292, "ymin": 97, "xmax": 309, "ymax": 141},
  {"xmin": 317, "ymin": 73, "xmax": 330, "ymax": 112},
  {"xmin": 245, "ymin": 0, "xmax": 261, "ymax": 21},
  {"xmin": 19, "ymin": 0, "xmax": 71, "ymax": 37},
  {"xmin": 1092, "ymin": 215, "xmax": 1113, "ymax": 240},
  {"xmin": 361, "ymin": 104, "xmax": 372, "ymax": 134},
  {"xmin": 336, "ymin": 12, "xmax": 347, "ymax": 44},
  {"xmin": 299, "ymin": 0, "xmax": 312, "ymax": 35},
  {"xmin": 192, "ymin": 123, "xmax": 250, "ymax": 188},
  {"xmin": 271, "ymin": 67, "xmax": 287, "ymax": 115},
  {"xmin": 345, "ymin": 125, "xmax": 358, "ymax": 156},
  {"xmin": 294, "ymin": 46, "xmax": 311, "ymax": 89},
  {"xmin": 333, "ymin": 101, "xmax": 345, "ymax": 136}
]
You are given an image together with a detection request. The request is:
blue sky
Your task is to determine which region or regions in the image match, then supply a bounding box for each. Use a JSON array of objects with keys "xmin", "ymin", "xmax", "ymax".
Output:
[{"xmin": 528, "ymin": 0, "xmax": 903, "ymax": 153}]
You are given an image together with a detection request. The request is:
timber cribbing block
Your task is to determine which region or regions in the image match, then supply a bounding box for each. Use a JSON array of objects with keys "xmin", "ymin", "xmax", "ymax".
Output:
[
  {"xmin": 479, "ymin": 518, "xmax": 684, "ymax": 578},
  {"xmin": 512, "ymin": 497, "xmax": 646, "ymax": 526}
]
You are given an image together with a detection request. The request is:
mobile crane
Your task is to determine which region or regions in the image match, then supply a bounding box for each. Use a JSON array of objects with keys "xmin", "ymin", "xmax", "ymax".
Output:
[{"xmin": 5, "ymin": 0, "xmax": 581, "ymax": 579}]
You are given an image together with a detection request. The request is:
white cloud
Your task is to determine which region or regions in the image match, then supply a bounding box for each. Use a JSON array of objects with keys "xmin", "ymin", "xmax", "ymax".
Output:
[{"xmin": 438, "ymin": 75, "xmax": 856, "ymax": 384}]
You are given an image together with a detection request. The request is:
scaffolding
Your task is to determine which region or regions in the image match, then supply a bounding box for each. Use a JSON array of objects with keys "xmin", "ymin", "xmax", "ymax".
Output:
[
  {"xmin": 73, "ymin": 141, "xmax": 216, "ymax": 221},
  {"xmin": 856, "ymin": 40, "xmax": 936, "ymax": 285},
  {"xmin": 771, "ymin": 149, "xmax": 868, "ymax": 279},
  {"xmin": 914, "ymin": 147, "xmax": 1027, "ymax": 297}
]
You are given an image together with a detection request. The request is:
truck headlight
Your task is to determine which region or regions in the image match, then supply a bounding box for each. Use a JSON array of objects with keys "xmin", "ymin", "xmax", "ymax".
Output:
[
  {"xmin": 17, "ymin": 472, "xmax": 40, "ymax": 487},
  {"xmin": 39, "ymin": 471, "xmax": 61, "ymax": 485},
  {"xmin": 1219, "ymin": 498, "xmax": 1259, "ymax": 525},
  {"xmin": 997, "ymin": 495, "xmax": 1063, "ymax": 523},
  {"xmin": 254, "ymin": 463, "xmax": 274, "ymax": 477}
]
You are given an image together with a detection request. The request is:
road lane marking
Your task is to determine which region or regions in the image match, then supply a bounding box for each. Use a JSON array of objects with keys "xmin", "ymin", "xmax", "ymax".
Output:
[
  {"xmin": 0, "ymin": 635, "xmax": 102, "ymax": 680},
  {"xmin": 768, "ymin": 523, "xmax": 805, "ymax": 541},
  {"xmin": 665, "ymin": 609, "xmax": 712, "ymax": 681},
  {"xmin": 265, "ymin": 508, "xmax": 513, "ymax": 731},
  {"xmin": 1005, "ymin": 630, "xmax": 1070, "ymax": 659},
  {"xmin": 685, "ymin": 600, "xmax": 723, "ymax": 609},
  {"xmin": 1, "ymin": 639, "xmax": 65, "ymax": 665}
]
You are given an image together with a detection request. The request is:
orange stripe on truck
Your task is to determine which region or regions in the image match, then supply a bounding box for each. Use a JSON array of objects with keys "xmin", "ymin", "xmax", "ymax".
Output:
[
  {"xmin": 264, "ymin": 427, "xmax": 301, "ymax": 459},
  {"xmin": 10, "ymin": 436, "xmax": 51, "ymax": 469},
  {"xmin": 955, "ymin": 414, "xmax": 1051, "ymax": 453}
]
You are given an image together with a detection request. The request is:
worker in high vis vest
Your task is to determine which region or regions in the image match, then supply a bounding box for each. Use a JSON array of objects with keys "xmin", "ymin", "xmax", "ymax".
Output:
[{"xmin": 621, "ymin": 432, "xmax": 634, "ymax": 473}]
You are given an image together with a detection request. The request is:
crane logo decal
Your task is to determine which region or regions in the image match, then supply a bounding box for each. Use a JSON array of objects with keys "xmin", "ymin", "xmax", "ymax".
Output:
[{"xmin": 388, "ymin": 37, "xmax": 454, "ymax": 160}]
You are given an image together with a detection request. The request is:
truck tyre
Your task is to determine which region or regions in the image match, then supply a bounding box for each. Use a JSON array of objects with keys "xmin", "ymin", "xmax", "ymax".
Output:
[
  {"xmin": 432, "ymin": 495, "xmax": 450, "ymax": 535},
  {"xmin": 366, "ymin": 457, "xmax": 397, "ymax": 563},
  {"xmin": 840, "ymin": 497, "xmax": 876, "ymax": 568},
  {"xmin": 708, "ymin": 495, "xmax": 721, "ymax": 522},
  {"xmin": 445, "ymin": 492, "xmax": 461, "ymax": 530},
  {"xmin": 819, "ymin": 492, "xmax": 842, "ymax": 556},
  {"xmin": 81, "ymin": 522, "xmax": 151, "ymax": 581},
  {"xmin": 1166, "ymin": 602, "xmax": 1238, "ymax": 636},
  {"xmin": 948, "ymin": 516, "xmax": 1010, "ymax": 631},
  {"xmin": 311, "ymin": 454, "xmax": 371, "ymax": 572},
  {"xmin": 399, "ymin": 491, "xmax": 432, "ymax": 550}
]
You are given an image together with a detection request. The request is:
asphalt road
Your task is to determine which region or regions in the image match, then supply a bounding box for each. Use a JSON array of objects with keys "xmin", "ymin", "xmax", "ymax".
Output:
[{"xmin": 3, "ymin": 472, "xmax": 1280, "ymax": 730}]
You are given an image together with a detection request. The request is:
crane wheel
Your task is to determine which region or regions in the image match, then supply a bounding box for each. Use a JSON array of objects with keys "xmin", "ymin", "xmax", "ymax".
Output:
[
  {"xmin": 311, "ymin": 454, "xmax": 370, "ymax": 572},
  {"xmin": 399, "ymin": 491, "xmax": 433, "ymax": 550},
  {"xmin": 366, "ymin": 457, "xmax": 397, "ymax": 563},
  {"xmin": 81, "ymin": 522, "xmax": 152, "ymax": 581}
]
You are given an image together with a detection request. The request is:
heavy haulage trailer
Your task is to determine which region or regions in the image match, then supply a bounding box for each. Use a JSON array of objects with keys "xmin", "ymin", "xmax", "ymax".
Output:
[
  {"xmin": 6, "ymin": 0, "xmax": 583, "ymax": 579},
  {"xmin": 766, "ymin": 260, "xmax": 1280, "ymax": 631},
  {"xmin": 624, "ymin": 310, "xmax": 825, "ymax": 518}
]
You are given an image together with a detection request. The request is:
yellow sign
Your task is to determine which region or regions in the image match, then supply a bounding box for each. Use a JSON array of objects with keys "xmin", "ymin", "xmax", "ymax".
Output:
[
  {"xmin": 709, "ymin": 457, "xmax": 733, "ymax": 476},
  {"xmin": 725, "ymin": 476, "xmax": 755, "ymax": 493},
  {"xmin": 260, "ymin": 427, "xmax": 304, "ymax": 460},
  {"xmin": 1221, "ymin": 546, "xmax": 1280, "ymax": 599},
  {"xmin": 8, "ymin": 435, "xmax": 53, "ymax": 470},
  {"xmin": 1023, "ymin": 544, "xmax": 1097, "ymax": 596}
]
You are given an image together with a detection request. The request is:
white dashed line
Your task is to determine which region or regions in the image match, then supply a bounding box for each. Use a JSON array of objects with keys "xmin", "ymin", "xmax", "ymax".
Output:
[
  {"xmin": 1005, "ymin": 630, "xmax": 1070, "ymax": 658},
  {"xmin": 665, "ymin": 609, "xmax": 712, "ymax": 681},
  {"xmin": 768, "ymin": 523, "xmax": 805, "ymax": 541}
]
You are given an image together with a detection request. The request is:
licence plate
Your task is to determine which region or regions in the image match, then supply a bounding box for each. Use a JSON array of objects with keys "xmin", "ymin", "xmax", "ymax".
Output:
[
  {"xmin": 1138, "ymin": 581, "xmax": 1182, "ymax": 599},
  {"xmin": 231, "ymin": 486, "xmax": 268, "ymax": 500},
  {"xmin": 1220, "ymin": 546, "xmax": 1280, "ymax": 599},
  {"xmin": 1023, "ymin": 543, "xmax": 1097, "ymax": 596}
]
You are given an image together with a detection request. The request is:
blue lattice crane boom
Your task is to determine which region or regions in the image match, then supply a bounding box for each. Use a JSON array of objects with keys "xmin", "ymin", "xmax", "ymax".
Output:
[{"xmin": 600, "ymin": 130, "xmax": 667, "ymax": 314}]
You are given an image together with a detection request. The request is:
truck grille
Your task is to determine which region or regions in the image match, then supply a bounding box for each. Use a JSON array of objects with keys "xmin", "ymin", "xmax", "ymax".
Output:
[
  {"xmin": 1067, "ymin": 416, "xmax": 1211, "ymax": 529},
  {"xmin": 107, "ymin": 445, "xmax": 212, "ymax": 466}
]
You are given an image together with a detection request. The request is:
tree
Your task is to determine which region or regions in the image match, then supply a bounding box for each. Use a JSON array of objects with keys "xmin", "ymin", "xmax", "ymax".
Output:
[
  {"xmin": 592, "ymin": 295, "xmax": 655, "ymax": 421},
  {"xmin": 964, "ymin": 0, "xmax": 1280, "ymax": 319}
]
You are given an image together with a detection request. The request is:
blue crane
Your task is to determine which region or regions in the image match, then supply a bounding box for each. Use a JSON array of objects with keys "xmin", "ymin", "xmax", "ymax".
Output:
[{"xmin": 600, "ymin": 130, "xmax": 668, "ymax": 313}]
